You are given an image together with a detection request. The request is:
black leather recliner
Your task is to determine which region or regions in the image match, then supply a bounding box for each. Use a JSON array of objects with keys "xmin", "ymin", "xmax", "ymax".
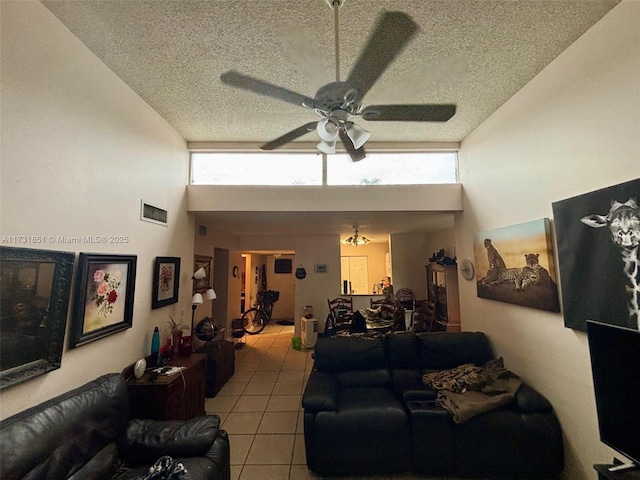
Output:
[
  {"xmin": 302, "ymin": 331, "xmax": 564, "ymax": 478},
  {"xmin": 0, "ymin": 373, "xmax": 231, "ymax": 480}
]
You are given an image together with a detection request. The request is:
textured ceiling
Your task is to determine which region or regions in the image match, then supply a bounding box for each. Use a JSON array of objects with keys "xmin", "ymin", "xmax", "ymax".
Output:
[
  {"xmin": 39, "ymin": 0, "xmax": 619, "ymax": 242},
  {"xmin": 41, "ymin": 0, "xmax": 619, "ymax": 145}
]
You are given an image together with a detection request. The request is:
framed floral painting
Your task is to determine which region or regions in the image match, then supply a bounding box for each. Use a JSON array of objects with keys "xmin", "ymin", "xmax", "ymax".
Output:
[
  {"xmin": 70, "ymin": 253, "xmax": 137, "ymax": 348},
  {"xmin": 152, "ymin": 257, "xmax": 180, "ymax": 309}
]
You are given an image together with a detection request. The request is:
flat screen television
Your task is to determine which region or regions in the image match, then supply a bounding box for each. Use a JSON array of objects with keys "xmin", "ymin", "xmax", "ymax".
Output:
[
  {"xmin": 274, "ymin": 258, "xmax": 292, "ymax": 274},
  {"xmin": 587, "ymin": 320, "xmax": 640, "ymax": 469}
]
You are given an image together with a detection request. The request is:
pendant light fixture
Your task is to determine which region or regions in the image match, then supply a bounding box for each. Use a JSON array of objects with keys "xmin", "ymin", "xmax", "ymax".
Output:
[{"xmin": 344, "ymin": 227, "xmax": 370, "ymax": 246}]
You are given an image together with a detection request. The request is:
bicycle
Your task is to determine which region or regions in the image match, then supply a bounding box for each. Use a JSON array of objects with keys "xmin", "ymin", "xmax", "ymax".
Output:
[{"xmin": 242, "ymin": 289, "xmax": 280, "ymax": 335}]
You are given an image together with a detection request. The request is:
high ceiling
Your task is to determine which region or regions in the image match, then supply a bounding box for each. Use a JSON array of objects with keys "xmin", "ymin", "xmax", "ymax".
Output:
[
  {"xmin": 41, "ymin": 0, "xmax": 619, "ymax": 145},
  {"xmin": 39, "ymin": 0, "xmax": 619, "ymax": 243}
]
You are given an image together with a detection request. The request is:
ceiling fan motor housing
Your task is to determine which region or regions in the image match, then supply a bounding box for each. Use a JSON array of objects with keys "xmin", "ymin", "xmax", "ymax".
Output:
[
  {"xmin": 325, "ymin": 0, "xmax": 346, "ymax": 9},
  {"xmin": 314, "ymin": 82, "xmax": 360, "ymax": 115}
]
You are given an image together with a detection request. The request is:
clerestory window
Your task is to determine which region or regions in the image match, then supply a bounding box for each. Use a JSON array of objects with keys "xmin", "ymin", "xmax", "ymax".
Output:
[{"xmin": 190, "ymin": 151, "xmax": 458, "ymax": 186}]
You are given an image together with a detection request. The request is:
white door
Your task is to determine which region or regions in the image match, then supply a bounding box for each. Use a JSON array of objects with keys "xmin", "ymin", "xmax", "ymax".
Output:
[
  {"xmin": 348, "ymin": 256, "xmax": 368, "ymax": 294},
  {"xmin": 340, "ymin": 256, "xmax": 369, "ymax": 295},
  {"xmin": 340, "ymin": 257, "xmax": 351, "ymax": 295}
]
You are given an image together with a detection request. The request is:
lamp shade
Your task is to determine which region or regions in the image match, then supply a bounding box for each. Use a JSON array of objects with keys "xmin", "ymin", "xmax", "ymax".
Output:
[
  {"xmin": 317, "ymin": 118, "xmax": 339, "ymax": 142},
  {"xmin": 191, "ymin": 293, "xmax": 204, "ymax": 305},
  {"xmin": 316, "ymin": 139, "xmax": 337, "ymax": 154},
  {"xmin": 192, "ymin": 267, "xmax": 206, "ymax": 280},
  {"xmin": 205, "ymin": 288, "xmax": 217, "ymax": 300},
  {"xmin": 346, "ymin": 123, "xmax": 371, "ymax": 150}
]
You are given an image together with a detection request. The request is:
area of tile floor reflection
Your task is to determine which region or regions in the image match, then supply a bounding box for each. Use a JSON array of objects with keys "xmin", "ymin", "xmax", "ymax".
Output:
[{"xmin": 204, "ymin": 323, "xmax": 493, "ymax": 480}]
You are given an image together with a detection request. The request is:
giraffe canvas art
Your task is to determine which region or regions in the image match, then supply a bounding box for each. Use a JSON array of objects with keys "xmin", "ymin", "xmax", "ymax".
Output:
[{"xmin": 552, "ymin": 178, "xmax": 640, "ymax": 331}]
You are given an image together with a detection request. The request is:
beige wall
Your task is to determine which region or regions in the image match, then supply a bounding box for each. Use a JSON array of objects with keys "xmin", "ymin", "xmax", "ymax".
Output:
[
  {"xmin": 0, "ymin": 2, "xmax": 192, "ymax": 420},
  {"xmin": 455, "ymin": 2, "xmax": 640, "ymax": 478},
  {"xmin": 340, "ymin": 241, "xmax": 389, "ymax": 293},
  {"xmin": 390, "ymin": 233, "xmax": 430, "ymax": 299}
]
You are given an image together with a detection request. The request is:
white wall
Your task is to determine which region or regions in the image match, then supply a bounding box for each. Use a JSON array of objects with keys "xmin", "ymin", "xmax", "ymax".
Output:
[
  {"xmin": 455, "ymin": 2, "xmax": 640, "ymax": 478},
  {"xmin": 390, "ymin": 233, "xmax": 430, "ymax": 298},
  {"xmin": 0, "ymin": 2, "xmax": 192, "ymax": 420}
]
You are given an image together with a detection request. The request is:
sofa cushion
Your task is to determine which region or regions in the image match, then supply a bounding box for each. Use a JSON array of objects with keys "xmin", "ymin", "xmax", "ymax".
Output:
[
  {"xmin": 418, "ymin": 332, "xmax": 494, "ymax": 370},
  {"xmin": 67, "ymin": 443, "xmax": 119, "ymax": 480},
  {"xmin": 0, "ymin": 373, "xmax": 129, "ymax": 480},
  {"xmin": 119, "ymin": 417, "xmax": 222, "ymax": 466},
  {"xmin": 336, "ymin": 368, "xmax": 390, "ymax": 388},
  {"xmin": 314, "ymin": 335, "xmax": 386, "ymax": 373},
  {"xmin": 386, "ymin": 331, "xmax": 419, "ymax": 369},
  {"xmin": 335, "ymin": 387, "xmax": 408, "ymax": 430}
]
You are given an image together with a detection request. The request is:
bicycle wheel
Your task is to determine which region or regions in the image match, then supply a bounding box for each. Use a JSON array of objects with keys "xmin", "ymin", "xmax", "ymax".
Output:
[{"xmin": 243, "ymin": 308, "xmax": 268, "ymax": 335}]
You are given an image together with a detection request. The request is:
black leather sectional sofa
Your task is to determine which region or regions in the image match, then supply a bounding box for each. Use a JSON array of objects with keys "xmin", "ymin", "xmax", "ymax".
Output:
[
  {"xmin": 0, "ymin": 373, "xmax": 230, "ymax": 480},
  {"xmin": 302, "ymin": 331, "xmax": 563, "ymax": 478}
]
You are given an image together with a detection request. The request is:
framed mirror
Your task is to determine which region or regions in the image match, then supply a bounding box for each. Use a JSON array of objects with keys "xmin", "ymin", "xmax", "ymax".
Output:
[{"xmin": 0, "ymin": 246, "xmax": 75, "ymax": 390}]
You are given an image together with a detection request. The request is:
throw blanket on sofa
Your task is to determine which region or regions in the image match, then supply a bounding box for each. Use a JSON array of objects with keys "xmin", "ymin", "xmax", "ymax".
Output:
[
  {"xmin": 422, "ymin": 357, "xmax": 522, "ymax": 423},
  {"xmin": 133, "ymin": 456, "xmax": 188, "ymax": 480}
]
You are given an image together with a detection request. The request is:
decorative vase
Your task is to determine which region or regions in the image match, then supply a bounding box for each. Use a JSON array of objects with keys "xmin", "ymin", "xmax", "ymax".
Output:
[{"xmin": 178, "ymin": 335, "xmax": 192, "ymax": 357}]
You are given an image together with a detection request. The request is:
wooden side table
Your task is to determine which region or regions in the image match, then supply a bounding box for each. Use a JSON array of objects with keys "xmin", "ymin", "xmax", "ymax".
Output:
[{"xmin": 126, "ymin": 353, "xmax": 206, "ymax": 421}]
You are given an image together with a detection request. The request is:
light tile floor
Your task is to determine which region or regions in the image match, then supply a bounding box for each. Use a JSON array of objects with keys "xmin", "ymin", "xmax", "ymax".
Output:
[{"xmin": 204, "ymin": 324, "xmax": 492, "ymax": 480}]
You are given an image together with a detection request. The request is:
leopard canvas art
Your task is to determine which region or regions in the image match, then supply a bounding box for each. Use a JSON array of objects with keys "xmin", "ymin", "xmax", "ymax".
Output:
[
  {"xmin": 473, "ymin": 219, "xmax": 560, "ymax": 312},
  {"xmin": 553, "ymin": 178, "xmax": 640, "ymax": 331}
]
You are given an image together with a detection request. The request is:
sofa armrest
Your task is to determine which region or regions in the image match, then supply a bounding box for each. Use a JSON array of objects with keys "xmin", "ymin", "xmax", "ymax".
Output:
[
  {"xmin": 402, "ymin": 388, "xmax": 438, "ymax": 402},
  {"xmin": 302, "ymin": 371, "xmax": 338, "ymax": 412},
  {"xmin": 514, "ymin": 383, "xmax": 553, "ymax": 413},
  {"xmin": 118, "ymin": 416, "xmax": 222, "ymax": 466}
]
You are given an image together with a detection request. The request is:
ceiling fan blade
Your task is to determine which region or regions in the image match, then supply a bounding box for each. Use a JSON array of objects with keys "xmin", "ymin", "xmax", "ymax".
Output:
[
  {"xmin": 339, "ymin": 128, "xmax": 367, "ymax": 162},
  {"xmin": 345, "ymin": 11, "xmax": 419, "ymax": 102},
  {"xmin": 260, "ymin": 122, "xmax": 318, "ymax": 151},
  {"xmin": 221, "ymin": 70, "xmax": 316, "ymax": 108},
  {"xmin": 361, "ymin": 104, "xmax": 456, "ymax": 122}
]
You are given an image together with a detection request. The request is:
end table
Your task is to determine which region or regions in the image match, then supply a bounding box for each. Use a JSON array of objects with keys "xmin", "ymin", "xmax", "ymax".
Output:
[{"xmin": 125, "ymin": 353, "xmax": 206, "ymax": 421}]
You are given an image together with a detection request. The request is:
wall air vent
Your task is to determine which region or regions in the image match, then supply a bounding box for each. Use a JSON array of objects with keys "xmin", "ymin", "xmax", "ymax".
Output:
[{"xmin": 140, "ymin": 201, "xmax": 168, "ymax": 226}]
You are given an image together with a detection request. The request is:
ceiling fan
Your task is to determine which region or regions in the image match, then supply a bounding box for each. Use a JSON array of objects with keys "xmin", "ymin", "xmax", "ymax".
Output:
[{"xmin": 220, "ymin": 0, "xmax": 456, "ymax": 162}]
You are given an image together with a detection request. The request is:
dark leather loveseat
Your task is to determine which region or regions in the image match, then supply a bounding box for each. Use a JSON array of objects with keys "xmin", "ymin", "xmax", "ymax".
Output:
[
  {"xmin": 0, "ymin": 373, "xmax": 230, "ymax": 480},
  {"xmin": 302, "ymin": 331, "xmax": 563, "ymax": 478}
]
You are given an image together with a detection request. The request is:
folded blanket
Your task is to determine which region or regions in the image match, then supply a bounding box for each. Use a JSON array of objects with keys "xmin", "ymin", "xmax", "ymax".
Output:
[{"xmin": 422, "ymin": 357, "xmax": 522, "ymax": 423}]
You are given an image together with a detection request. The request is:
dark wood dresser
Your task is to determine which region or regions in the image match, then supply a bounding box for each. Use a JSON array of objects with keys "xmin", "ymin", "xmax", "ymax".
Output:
[{"xmin": 126, "ymin": 353, "xmax": 206, "ymax": 421}]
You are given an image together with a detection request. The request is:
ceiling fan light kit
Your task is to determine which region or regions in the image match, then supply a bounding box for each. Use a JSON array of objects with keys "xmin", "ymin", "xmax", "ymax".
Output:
[
  {"xmin": 345, "ymin": 122, "xmax": 371, "ymax": 150},
  {"xmin": 220, "ymin": 2, "xmax": 456, "ymax": 161}
]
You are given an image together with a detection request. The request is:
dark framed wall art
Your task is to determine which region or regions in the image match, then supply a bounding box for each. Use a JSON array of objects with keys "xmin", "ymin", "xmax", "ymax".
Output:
[
  {"xmin": 552, "ymin": 178, "xmax": 640, "ymax": 331},
  {"xmin": 70, "ymin": 253, "xmax": 137, "ymax": 348},
  {"xmin": 152, "ymin": 256, "xmax": 180, "ymax": 309},
  {"xmin": 0, "ymin": 246, "xmax": 75, "ymax": 390},
  {"xmin": 473, "ymin": 218, "xmax": 560, "ymax": 312}
]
